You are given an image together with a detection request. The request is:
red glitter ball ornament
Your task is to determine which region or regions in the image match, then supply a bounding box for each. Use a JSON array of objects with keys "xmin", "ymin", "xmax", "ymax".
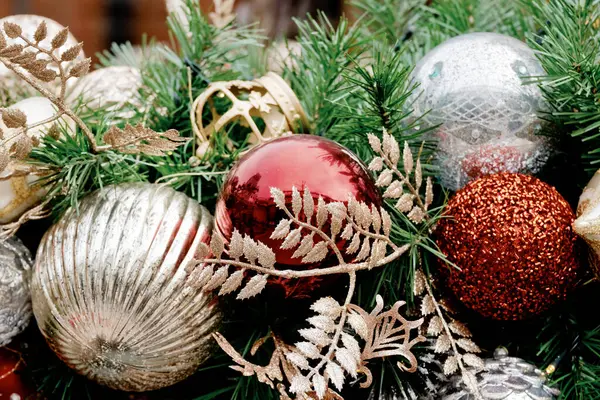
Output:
[
  {"xmin": 436, "ymin": 172, "xmax": 580, "ymax": 320},
  {"xmin": 215, "ymin": 135, "xmax": 381, "ymax": 298},
  {"xmin": 0, "ymin": 347, "xmax": 31, "ymax": 399}
]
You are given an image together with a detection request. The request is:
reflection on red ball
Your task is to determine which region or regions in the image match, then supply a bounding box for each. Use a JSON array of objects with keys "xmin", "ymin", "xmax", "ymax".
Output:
[
  {"xmin": 215, "ymin": 135, "xmax": 380, "ymax": 297},
  {"xmin": 436, "ymin": 172, "xmax": 580, "ymax": 320},
  {"xmin": 460, "ymin": 145, "xmax": 524, "ymax": 180},
  {"xmin": 0, "ymin": 347, "xmax": 31, "ymax": 399}
]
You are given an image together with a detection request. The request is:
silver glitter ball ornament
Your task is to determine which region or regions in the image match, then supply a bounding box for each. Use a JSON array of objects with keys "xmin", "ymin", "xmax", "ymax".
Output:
[
  {"xmin": 0, "ymin": 237, "xmax": 33, "ymax": 347},
  {"xmin": 440, "ymin": 348, "xmax": 559, "ymax": 400},
  {"xmin": 31, "ymin": 183, "xmax": 221, "ymax": 392},
  {"xmin": 411, "ymin": 32, "xmax": 551, "ymax": 191}
]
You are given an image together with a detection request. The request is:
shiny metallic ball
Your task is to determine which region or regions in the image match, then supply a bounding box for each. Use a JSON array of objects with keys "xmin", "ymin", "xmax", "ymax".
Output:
[
  {"xmin": 0, "ymin": 237, "xmax": 33, "ymax": 347},
  {"xmin": 31, "ymin": 183, "xmax": 221, "ymax": 392},
  {"xmin": 411, "ymin": 32, "xmax": 551, "ymax": 191}
]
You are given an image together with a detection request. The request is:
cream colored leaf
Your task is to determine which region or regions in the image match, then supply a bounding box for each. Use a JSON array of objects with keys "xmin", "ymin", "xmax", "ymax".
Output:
[
  {"xmin": 316, "ymin": 196, "xmax": 328, "ymax": 229},
  {"xmin": 457, "ymin": 338, "xmax": 481, "ymax": 353},
  {"xmin": 387, "ymin": 132, "xmax": 400, "ymax": 166},
  {"xmin": 290, "ymin": 375, "xmax": 311, "ymax": 395},
  {"xmin": 427, "ymin": 316, "xmax": 443, "ymax": 336},
  {"xmin": 425, "ymin": 177, "xmax": 434, "ymax": 208},
  {"xmin": 296, "ymin": 341, "xmax": 321, "ymax": 359},
  {"xmin": 243, "ymin": 236, "xmax": 258, "ymax": 264},
  {"xmin": 257, "ymin": 243, "xmax": 276, "ymax": 269},
  {"xmin": 376, "ymin": 169, "xmax": 393, "ymax": 187},
  {"xmin": 382, "ymin": 131, "xmax": 393, "ymax": 159},
  {"xmin": 237, "ymin": 274, "xmax": 268, "ymax": 300},
  {"xmin": 346, "ymin": 232, "xmax": 361, "ymax": 254},
  {"xmin": 299, "ymin": 328, "xmax": 331, "ymax": 347},
  {"xmin": 463, "ymin": 353, "xmax": 485, "ymax": 369},
  {"xmin": 335, "ymin": 348, "xmax": 358, "ymax": 378},
  {"xmin": 371, "ymin": 207, "xmax": 381, "ymax": 233},
  {"xmin": 205, "ymin": 266, "xmax": 230, "ymax": 291},
  {"xmin": 403, "ymin": 142, "xmax": 413, "ymax": 175},
  {"xmin": 434, "ymin": 334, "xmax": 451, "ymax": 353},
  {"xmin": 407, "ymin": 206, "xmax": 425, "ymax": 224},
  {"xmin": 381, "ymin": 209, "xmax": 392, "ymax": 237},
  {"xmin": 443, "ymin": 355, "xmax": 458, "ymax": 375},
  {"xmin": 292, "ymin": 186, "xmax": 302, "ymax": 217},
  {"xmin": 327, "ymin": 202, "xmax": 347, "ymax": 220},
  {"xmin": 192, "ymin": 264, "xmax": 214, "ymax": 289},
  {"xmin": 229, "ymin": 230, "xmax": 244, "ymax": 259},
  {"xmin": 368, "ymin": 157, "xmax": 384, "ymax": 172},
  {"xmin": 330, "ymin": 215, "xmax": 343, "ymax": 238},
  {"xmin": 308, "ymin": 315, "xmax": 336, "ymax": 333},
  {"xmin": 415, "ymin": 159, "xmax": 423, "ymax": 190},
  {"xmin": 340, "ymin": 333, "xmax": 361, "ymax": 362},
  {"xmin": 219, "ymin": 269, "xmax": 245, "ymax": 295},
  {"xmin": 326, "ymin": 362, "xmax": 345, "ymax": 391},
  {"xmin": 311, "ymin": 297, "xmax": 342, "ymax": 318},
  {"xmin": 303, "ymin": 187, "xmax": 314, "ymax": 222},
  {"xmin": 281, "ymin": 227, "xmax": 302, "ymax": 250},
  {"xmin": 292, "ymin": 234, "xmax": 315, "ymax": 259},
  {"xmin": 383, "ymin": 180, "xmax": 403, "ymax": 199},
  {"xmin": 271, "ymin": 219, "xmax": 292, "ymax": 240},
  {"xmin": 367, "ymin": 133, "xmax": 381, "ymax": 153},
  {"xmin": 302, "ymin": 241, "xmax": 329, "ymax": 264},
  {"xmin": 347, "ymin": 195, "xmax": 359, "ymax": 218},
  {"xmin": 270, "ymin": 187, "xmax": 286, "ymax": 210},
  {"xmin": 356, "ymin": 238, "xmax": 371, "ymax": 262},
  {"xmin": 421, "ymin": 294, "xmax": 435, "ymax": 316},
  {"xmin": 210, "ymin": 233, "xmax": 225, "ymax": 259},
  {"xmin": 286, "ymin": 352, "xmax": 310, "ymax": 370},
  {"xmin": 340, "ymin": 224, "xmax": 353, "ymax": 241},
  {"xmin": 449, "ymin": 320, "xmax": 472, "ymax": 338},
  {"xmin": 463, "ymin": 371, "xmax": 479, "ymax": 395},
  {"xmin": 360, "ymin": 202, "xmax": 372, "ymax": 229},
  {"xmin": 347, "ymin": 312, "xmax": 369, "ymax": 340},
  {"xmin": 413, "ymin": 269, "xmax": 426, "ymax": 296},
  {"xmin": 312, "ymin": 374, "xmax": 327, "ymax": 399},
  {"xmin": 395, "ymin": 193, "xmax": 414, "ymax": 213}
]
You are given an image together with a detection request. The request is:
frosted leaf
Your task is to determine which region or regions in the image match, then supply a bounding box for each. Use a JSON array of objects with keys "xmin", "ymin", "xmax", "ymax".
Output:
[
  {"xmin": 243, "ymin": 236, "xmax": 258, "ymax": 264},
  {"xmin": 229, "ymin": 230, "xmax": 244, "ymax": 259},
  {"xmin": 457, "ymin": 338, "xmax": 481, "ymax": 353},
  {"xmin": 376, "ymin": 169, "xmax": 393, "ymax": 187},
  {"xmin": 387, "ymin": 133, "xmax": 400, "ymax": 166},
  {"xmin": 356, "ymin": 238, "xmax": 371, "ymax": 262},
  {"xmin": 407, "ymin": 206, "xmax": 425, "ymax": 224},
  {"xmin": 346, "ymin": 233, "xmax": 361, "ymax": 254},
  {"xmin": 303, "ymin": 187, "xmax": 314, "ymax": 222},
  {"xmin": 371, "ymin": 207, "xmax": 381, "ymax": 233},
  {"xmin": 463, "ymin": 371, "xmax": 479, "ymax": 395},
  {"xmin": 415, "ymin": 159, "xmax": 423, "ymax": 190},
  {"xmin": 257, "ymin": 243, "xmax": 276, "ymax": 269},
  {"xmin": 443, "ymin": 355, "xmax": 458, "ymax": 375},
  {"xmin": 292, "ymin": 234, "xmax": 315, "ymax": 259},
  {"xmin": 335, "ymin": 348, "xmax": 358, "ymax": 378},
  {"xmin": 403, "ymin": 142, "xmax": 413, "ymax": 175},
  {"xmin": 367, "ymin": 133, "xmax": 381, "ymax": 153},
  {"xmin": 381, "ymin": 209, "xmax": 392, "ymax": 236},
  {"xmin": 302, "ymin": 241, "xmax": 329, "ymax": 264},
  {"xmin": 330, "ymin": 215, "xmax": 343, "ymax": 238},
  {"xmin": 395, "ymin": 194, "xmax": 414, "ymax": 213},
  {"xmin": 449, "ymin": 320, "xmax": 472, "ymax": 337},
  {"xmin": 292, "ymin": 186, "xmax": 302, "ymax": 218},
  {"xmin": 193, "ymin": 264, "xmax": 214, "ymax": 289},
  {"xmin": 205, "ymin": 266, "xmax": 230, "ymax": 291},
  {"xmin": 290, "ymin": 375, "xmax": 311, "ymax": 394},
  {"xmin": 427, "ymin": 316, "xmax": 443, "ymax": 336},
  {"xmin": 218, "ymin": 269, "xmax": 245, "ymax": 295},
  {"xmin": 210, "ymin": 232, "xmax": 225, "ymax": 259},
  {"xmin": 326, "ymin": 362, "xmax": 345, "ymax": 391},
  {"xmin": 286, "ymin": 352, "xmax": 310, "ymax": 370},
  {"xmin": 383, "ymin": 180, "xmax": 403, "ymax": 199},
  {"xmin": 270, "ymin": 187, "xmax": 286, "ymax": 209},
  {"xmin": 316, "ymin": 196, "xmax": 328, "ymax": 229},
  {"xmin": 312, "ymin": 374, "xmax": 327, "ymax": 399},
  {"xmin": 425, "ymin": 177, "xmax": 434, "ymax": 208},
  {"xmin": 327, "ymin": 202, "xmax": 347, "ymax": 220},
  {"xmin": 421, "ymin": 294, "xmax": 435, "ymax": 316},
  {"xmin": 368, "ymin": 157, "xmax": 384, "ymax": 172},
  {"xmin": 340, "ymin": 224, "xmax": 353, "ymax": 240},
  {"xmin": 271, "ymin": 219, "xmax": 292, "ymax": 240},
  {"xmin": 360, "ymin": 203, "xmax": 372, "ymax": 230},
  {"xmin": 463, "ymin": 353, "xmax": 485, "ymax": 369},
  {"xmin": 413, "ymin": 269, "xmax": 426, "ymax": 296},
  {"xmin": 340, "ymin": 333, "xmax": 361, "ymax": 362},
  {"xmin": 347, "ymin": 195, "xmax": 359, "ymax": 218},
  {"xmin": 281, "ymin": 228, "xmax": 302, "ymax": 250},
  {"xmin": 237, "ymin": 274, "xmax": 268, "ymax": 299},
  {"xmin": 308, "ymin": 315, "xmax": 336, "ymax": 333},
  {"xmin": 296, "ymin": 341, "xmax": 321, "ymax": 359},
  {"xmin": 311, "ymin": 297, "xmax": 342, "ymax": 318},
  {"xmin": 347, "ymin": 312, "xmax": 369, "ymax": 340},
  {"xmin": 434, "ymin": 334, "xmax": 451, "ymax": 353},
  {"xmin": 299, "ymin": 328, "xmax": 331, "ymax": 347},
  {"xmin": 197, "ymin": 242, "xmax": 210, "ymax": 260}
]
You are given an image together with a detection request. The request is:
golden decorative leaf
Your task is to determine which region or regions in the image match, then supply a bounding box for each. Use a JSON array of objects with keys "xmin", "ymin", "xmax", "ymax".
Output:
[
  {"xmin": 413, "ymin": 269, "xmax": 426, "ymax": 296},
  {"xmin": 449, "ymin": 320, "xmax": 472, "ymax": 338},
  {"xmin": 407, "ymin": 206, "xmax": 425, "ymax": 224},
  {"xmin": 61, "ymin": 43, "xmax": 83, "ymax": 62},
  {"xmin": 316, "ymin": 196, "xmax": 328, "ymax": 229},
  {"xmin": 403, "ymin": 141, "xmax": 413, "ymax": 175},
  {"xmin": 383, "ymin": 180, "xmax": 403, "ymax": 199},
  {"xmin": 271, "ymin": 219, "xmax": 291, "ymax": 240},
  {"xmin": 51, "ymin": 27, "xmax": 69, "ymax": 49},
  {"xmin": 103, "ymin": 124, "xmax": 188, "ymax": 156},
  {"xmin": 257, "ymin": 242, "xmax": 276, "ymax": 269},
  {"xmin": 34, "ymin": 21, "xmax": 47, "ymax": 42},
  {"xmin": 68, "ymin": 58, "xmax": 91, "ymax": 77},
  {"xmin": 427, "ymin": 316, "xmax": 444, "ymax": 336},
  {"xmin": 375, "ymin": 169, "xmax": 393, "ymax": 187},
  {"xmin": 292, "ymin": 186, "xmax": 302, "ymax": 218},
  {"xmin": 368, "ymin": 157, "xmax": 383, "ymax": 172},
  {"xmin": 243, "ymin": 236, "xmax": 258, "ymax": 264},
  {"xmin": 33, "ymin": 68, "xmax": 57, "ymax": 82},
  {"xmin": 0, "ymin": 44, "xmax": 23, "ymax": 58},
  {"xmin": 421, "ymin": 294, "xmax": 435, "ymax": 316},
  {"xmin": 3, "ymin": 22, "xmax": 22, "ymax": 39},
  {"xmin": 204, "ymin": 266, "xmax": 229, "ymax": 291},
  {"xmin": 443, "ymin": 355, "xmax": 458, "ymax": 375},
  {"xmin": 281, "ymin": 227, "xmax": 302, "ymax": 250},
  {"xmin": 367, "ymin": 133, "xmax": 381, "ymax": 153},
  {"xmin": 0, "ymin": 32, "xmax": 5, "ymax": 49},
  {"xmin": 270, "ymin": 187, "xmax": 286, "ymax": 209},
  {"xmin": 219, "ymin": 269, "xmax": 245, "ymax": 296},
  {"xmin": 356, "ymin": 238, "xmax": 371, "ymax": 262},
  {"xmin": 346, "ymin": 232, "xmax": 360, "ymax": 254},
  {"xmin": 456, "ymin": 338, "xmax": 481, "ymax": 353},
  {"xmin": 381, "ymin": 208, "xmax": 392, "ymax": 237},
  {"xmin": 1, "ymin": 109, "xmax": 27, "ymax": 128},
  {"xmin": 210, "ymin": 232, "xmax": 225, "ymax": 259},
  {"xmin": 434, "ymin": 334, "xmax": 451, "ymax": 353},
  {"xmin": 415, "ymin": 159, "xmax": 423, "ymax": 190},
  {"xmin": 463, "ymin": 353, "xmax": 485, "ymax": 369},
  {"xmin": 340, "ymin": 224, "xmax": 353, "ymax": 240},
  {"xmin": 237, "ymin": 274, "xmax": 268, "ymax": 299},
  {"xmin": 292, "ymin": 234, "xmax": 314, "ymax": 259},
  {"xmin": 303, "ymin": 187, "xmax": 314, "ymax": 222},
  {"xmin": 229, "ymin": 229, "xmax": 244, "ymax": 259},
  {"xmin": 425, "ymin": 177, "xmax": 434, "ymax": 209},
  {"xmin": 302, "ymin": 241, "xmax": 328, "ymax": 264}
]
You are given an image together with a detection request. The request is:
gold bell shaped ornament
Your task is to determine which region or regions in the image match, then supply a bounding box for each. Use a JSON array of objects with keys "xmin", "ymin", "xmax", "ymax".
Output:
[
  {"xmin": 0, "ymin": 97, "xmax": 75, "ymax": 224},
  {"xmin": 191, "ymin": 72, "xmax": 309, "ymax": 158},
  {"xmin": 573, "ymin": 169, "xmax": 600, "ymax": 278}
]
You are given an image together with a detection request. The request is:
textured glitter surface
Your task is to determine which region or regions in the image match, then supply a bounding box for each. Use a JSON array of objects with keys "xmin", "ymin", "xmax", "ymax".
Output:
[{"xmin": 436, "ymin": 173, "xmax": 580, "ymax": 320}]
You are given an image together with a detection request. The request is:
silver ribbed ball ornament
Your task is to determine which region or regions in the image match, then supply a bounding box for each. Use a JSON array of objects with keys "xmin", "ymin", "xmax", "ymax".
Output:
[
  {"xmin": 31, "ymin": 183, "xmax": 221, "ymax": 392},
  {"xmin": 411, "ymin": 32, "xmax": 551, "ymax": 191},
  {"xmin": 0, "ymin": 237, "xmax": 33, "ymax": 346},
  {"xmin": 440, "ymin": 348, "xmax": 559, "ymax": 400}
]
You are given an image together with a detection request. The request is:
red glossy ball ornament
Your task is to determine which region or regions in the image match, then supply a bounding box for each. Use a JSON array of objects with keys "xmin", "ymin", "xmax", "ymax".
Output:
[
  {"xmin": 436, "ymin": 172, "xmax": 580, "ymax": 321},
  {"xmin": 0, "ymin": 347, "xmax": 31, "ymax": 399},
  {"xmin": 215, "ymin": 135, "xmax": 381, "ymax": 297}
]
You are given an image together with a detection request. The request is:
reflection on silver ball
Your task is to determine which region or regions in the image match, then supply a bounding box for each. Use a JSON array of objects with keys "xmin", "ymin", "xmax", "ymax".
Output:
[
  {"xmin": 31, "ymin": 183, "xmax": 221, "ymax": 392},
  {"xmin": 0, "ymin": 237, "xmax": 33, "ymax": 347},
  {"xmin": 411, "ymin": 32, "xmax": 551, "ymax": 190}
]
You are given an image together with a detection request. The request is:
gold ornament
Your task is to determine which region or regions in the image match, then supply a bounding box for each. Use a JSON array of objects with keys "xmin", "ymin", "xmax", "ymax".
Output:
[
  {"xmin": 0, "ymin": 97, "xmax": 74, "ymax": 224},
  {"xmin": 574, "ymin": 169, "xmax": 600, "ymax": 278},
  {"xmin": 191, "ymin": 72, "xmax": 308, "ymax": 157}
]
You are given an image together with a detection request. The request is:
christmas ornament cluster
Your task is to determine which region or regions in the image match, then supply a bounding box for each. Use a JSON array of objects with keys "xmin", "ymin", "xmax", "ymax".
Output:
[{"xmin": 0, "ymin": 2, "xmax": 598, "ymax": 400}]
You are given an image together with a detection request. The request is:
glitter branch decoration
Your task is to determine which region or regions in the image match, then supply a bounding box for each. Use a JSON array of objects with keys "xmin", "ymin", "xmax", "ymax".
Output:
[{"xmin": 185, "ymin": 134, "xmax": 445, "ymax": 398}]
